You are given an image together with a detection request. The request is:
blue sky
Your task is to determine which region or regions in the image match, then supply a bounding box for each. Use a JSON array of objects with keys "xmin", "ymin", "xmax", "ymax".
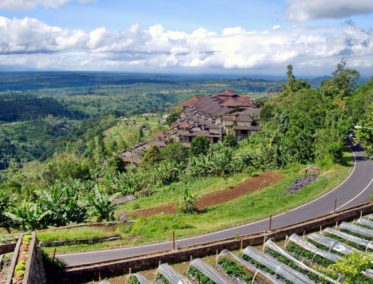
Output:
[
  {"xmin": 0, "ymin": 0, "xmax": 287, "ymax": 31},
  {"xmin": 0, "ymin": 0, "xmax": 372, "ymax": 75}
]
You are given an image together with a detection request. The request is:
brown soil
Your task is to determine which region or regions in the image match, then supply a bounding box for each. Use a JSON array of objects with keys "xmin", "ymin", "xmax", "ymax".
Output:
[{"xmin": 130, "ymin": 172, "xmax": 283, "ymax": 218}]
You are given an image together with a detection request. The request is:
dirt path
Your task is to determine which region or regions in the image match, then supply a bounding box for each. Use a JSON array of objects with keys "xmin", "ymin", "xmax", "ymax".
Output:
[{"xmin": 130, "ymin": 172, "xmax": 283, "ymax": 218}]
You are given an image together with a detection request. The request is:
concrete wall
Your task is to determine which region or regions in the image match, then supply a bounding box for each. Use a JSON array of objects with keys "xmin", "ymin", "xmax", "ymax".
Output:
[
  {"xmin": 22, "ymin": 232, "xmax": 47, "ymax": 284},
  {"xmin": 5, "ymin": 233, "xmax": 47, "ymax": 284},
  {"xmin": 56, "ymin": 202, "xmax": 373, "ymax": 284},
  {"xmin": 5, "ymin": 234, "xmax": 22, "ymax": 284}
]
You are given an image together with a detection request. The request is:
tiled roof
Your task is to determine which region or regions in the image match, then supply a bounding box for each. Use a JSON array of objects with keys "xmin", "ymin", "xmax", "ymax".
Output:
[
  {"xmin": 182, "ymin": 96, "xmax": 201, "ymax": 107},
  {"xmin": 221, "ymin": 96, "xmax": 254, "ymax": 107}
]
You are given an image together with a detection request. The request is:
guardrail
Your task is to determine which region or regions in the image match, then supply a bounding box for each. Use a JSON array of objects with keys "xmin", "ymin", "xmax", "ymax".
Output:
[{"xmin": 55, "ymin": 202, "xmax": 373, "ymax": 283}]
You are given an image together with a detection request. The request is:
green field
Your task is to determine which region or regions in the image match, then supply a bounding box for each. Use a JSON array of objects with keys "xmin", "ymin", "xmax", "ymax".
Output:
[{"xmin": 39, "ymin": 150, "xmax": 353, "ymax": 255}]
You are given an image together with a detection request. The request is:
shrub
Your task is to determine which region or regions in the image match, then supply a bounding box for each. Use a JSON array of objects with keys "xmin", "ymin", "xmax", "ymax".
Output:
[
  {"xmin": 327, "ymin": 252, "xmax": 373, "ymax": 283},
  {"xmin": 178, "ymin": 189, "xmax": 198, "ymax": 214},
  {"xmin": 223, "ymin": 135, "xmax": 237, "ymax": 148},
  {"xmin": 0, "ymin": 187, "xmax": 10, "ymax": 228},
  {"xmin": 160, "ymin": 142, "xmax": 189, "ymax": 164},
  {"xmin": 187, "ymin": 144, "xmax": 234, "ymax": 177},
  {"xmin": 88, "ymin": 185, "xmax": 119, "ymax": 222},
  {"xmin": 190, "ymin": 136, "xmax": 210, "ymax": 156},
  {"xmin": 152, "ymin": 161, "xmax": 183, "ymax": 186},
  {"xmin": 141, "ymin": 146, "xmax": 161, "ymax": 167}
]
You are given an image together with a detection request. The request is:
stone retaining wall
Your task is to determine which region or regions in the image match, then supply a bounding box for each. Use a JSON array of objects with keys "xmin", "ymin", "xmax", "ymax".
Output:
[{"xmin": 56, "ymin": 202, "xmax": 373, "ymax": 284}]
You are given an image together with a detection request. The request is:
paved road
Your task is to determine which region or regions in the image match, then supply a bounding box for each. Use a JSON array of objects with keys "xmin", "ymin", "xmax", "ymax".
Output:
[{"xmin": 59, "ymin": 145, "xmax": 373, "ymax": 267}]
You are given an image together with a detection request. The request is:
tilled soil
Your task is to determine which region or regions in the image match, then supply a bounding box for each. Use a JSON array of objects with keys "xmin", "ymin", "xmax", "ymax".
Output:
[{"xmin": 130, "ymin": 172, "xmax": 283, "ymax": 218}]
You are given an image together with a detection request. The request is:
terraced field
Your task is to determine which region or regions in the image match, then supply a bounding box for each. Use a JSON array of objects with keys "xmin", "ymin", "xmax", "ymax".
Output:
[{"xmin": 120, "ymin": 214, "xmax": 373, "ymax": 284}]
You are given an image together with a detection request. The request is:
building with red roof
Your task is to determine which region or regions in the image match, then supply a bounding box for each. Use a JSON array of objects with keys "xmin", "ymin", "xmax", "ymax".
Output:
[{"xmin": 173, "ymin": 90, "xmax": 261, "ymax": 144}]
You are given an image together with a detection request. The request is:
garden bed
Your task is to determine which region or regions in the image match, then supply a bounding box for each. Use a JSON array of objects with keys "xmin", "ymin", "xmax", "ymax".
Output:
[
  {"xmin": 217, "ymin": 257, "xmax": 254, "ymax": 283},
  {"xmin": 324, "ymin": 228, "xmax": 373, "ymax": 251},
  {"xmin": 286, "ymin": 242, "xmax": 336, "ymax": 267},
  {"xmin": 9, "ymin": 234, "xmax": 32, "ymax": 284}
]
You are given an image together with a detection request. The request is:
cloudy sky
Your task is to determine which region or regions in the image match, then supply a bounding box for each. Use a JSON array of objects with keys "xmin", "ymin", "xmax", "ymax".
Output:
[{"xmin": 0, "ymin": 0, "xmax": 372, "ymax": 75}]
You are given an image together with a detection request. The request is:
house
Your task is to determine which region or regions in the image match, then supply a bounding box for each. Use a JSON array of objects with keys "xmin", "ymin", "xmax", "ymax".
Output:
[
  {"xmin": 122, "ymin": 90, "xmax": 261, "ymax": 164},
  {"xmin": 173, "ymin": 90, "xmax": 261, "ymax": 144}
]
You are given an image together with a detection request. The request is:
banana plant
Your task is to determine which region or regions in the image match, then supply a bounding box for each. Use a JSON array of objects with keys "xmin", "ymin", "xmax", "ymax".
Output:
[
  {"xmin": 0, "ymin": 187, "xmax": 10, "ymax": 228},
  {"xmin": 5, "ymin": 201, "xmax": 49, "ymax": 231},
  {"xmin": 36, "ymin": 183, "xmax": 88, "ymax": 227},
  {"xmin": 88, "ymin": 184, "xmax": 120, "ymax": 222}
]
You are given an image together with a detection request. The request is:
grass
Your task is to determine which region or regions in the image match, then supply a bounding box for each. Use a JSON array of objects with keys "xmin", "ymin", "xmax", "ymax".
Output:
[
  {"xmin": 43, "ymin": 150, "xmax": 353, "ymax": 255},
  {"xmin": 117, "ymin": 172, "xmax": 251, "ymax": 212},
  {"xmin": 38, "ymin": 226, "xmax": 118, "ymax": 242}
]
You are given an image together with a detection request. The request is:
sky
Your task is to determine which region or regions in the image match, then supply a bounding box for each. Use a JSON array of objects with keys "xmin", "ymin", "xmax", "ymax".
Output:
[{"xmin": 0, "ymin": 0, "xmax": 373, "ymax": 76}]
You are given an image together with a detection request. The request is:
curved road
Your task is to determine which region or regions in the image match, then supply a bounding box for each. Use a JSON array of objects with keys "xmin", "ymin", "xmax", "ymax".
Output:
[{"xmin": 59, "ymin": 145, "xmax": 373, "ymax": 267}]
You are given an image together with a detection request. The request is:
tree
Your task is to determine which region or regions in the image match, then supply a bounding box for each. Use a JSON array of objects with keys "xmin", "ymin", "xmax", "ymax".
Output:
[
  {"xmin": 0, "ymin": 132, "xmax": 16, "ymax": 170},
  {"xmin": 223, "ymin": 135, "xmax": 237, "ymax": 148},
  {"xmin": 160, "ymin": 142, "xmax": 189, "ymax": 164},
  {"xmin": 321, "ymin": 59, "xmax": 360, "ymax": 98},
  {"xmin": 282, "ymin": 64, "xmax": 311, "ymax": 95},
  {"xmin": 141, "ymin": 146, "xmax": 161, "ymax": 167},
  {"xmin": 88, "ymin": 185, "xmax": 119, "ymax": 222},
  {"xmin": 355, "ymin": 107, "xmax": 373, "ymax": 158},
  {"xmin": 166, "ymin": 107, "xmax": 182, "ymax": 126},
  {"xmin": 190, "ymin": 136, "xmax": 210, "ymax": 156}
]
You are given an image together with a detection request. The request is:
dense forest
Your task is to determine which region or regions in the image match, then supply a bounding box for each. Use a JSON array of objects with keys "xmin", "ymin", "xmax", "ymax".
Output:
[{"xmin": 0, "ymin": 62, "xmax": 372, "ymax": 230}]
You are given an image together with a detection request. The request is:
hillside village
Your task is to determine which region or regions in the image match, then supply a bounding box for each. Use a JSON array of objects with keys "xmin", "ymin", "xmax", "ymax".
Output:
[{"xmin": 122, "ymin": 90, "xmax": 261, "ymax": 164}]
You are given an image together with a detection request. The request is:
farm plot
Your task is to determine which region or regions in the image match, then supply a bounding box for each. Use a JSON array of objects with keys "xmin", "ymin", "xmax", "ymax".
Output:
[{"xmin": 121, "ymin": 215, "xmax": 373, "ymax": 284}]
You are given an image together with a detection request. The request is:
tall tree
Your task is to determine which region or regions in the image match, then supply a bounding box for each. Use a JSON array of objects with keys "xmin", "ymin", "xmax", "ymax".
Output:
[{"xmin": 321, "ymin": 59, "xmax": 360, "ymax": 98}]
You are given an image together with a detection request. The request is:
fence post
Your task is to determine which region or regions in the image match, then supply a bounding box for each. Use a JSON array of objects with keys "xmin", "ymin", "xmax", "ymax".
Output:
[
  {"xmin": 173, "ymin": 231, "xmax": 176, "ymax": 250},
  {"xmin": 52, "ymin": 248, "xmax": 57, "ymax": 263},
  {"xmin": 269, "ymin": 215, "xmax": 272, "ymax": 231}
]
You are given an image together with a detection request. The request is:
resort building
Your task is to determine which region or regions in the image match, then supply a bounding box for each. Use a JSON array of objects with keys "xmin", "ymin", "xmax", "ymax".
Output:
[
  {"xmin": 173, "ymin": 90, "xmax": 261, "ymax": 144},
  {"xmin": 122, "ymin": 90, "xmax": 261, "ymax": 164}
]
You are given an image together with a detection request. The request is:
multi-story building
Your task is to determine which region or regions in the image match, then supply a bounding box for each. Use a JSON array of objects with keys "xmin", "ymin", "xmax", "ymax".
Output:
[
  {"xmin": 173, "ymin": 90, "xmax": 261, "ymax": 144},
  {"xmin": 122, "ymin": 90, "xmax": 261, "ymax": 164}
]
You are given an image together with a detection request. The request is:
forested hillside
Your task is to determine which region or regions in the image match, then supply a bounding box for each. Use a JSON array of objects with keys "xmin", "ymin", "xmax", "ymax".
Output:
[
  {"xmin": 0, "ymin": 73, "xmax": 279, "ymax": 171},
  {"xmin": 0, "ymin": 63, "xmax": 371, "ymax": 231}
]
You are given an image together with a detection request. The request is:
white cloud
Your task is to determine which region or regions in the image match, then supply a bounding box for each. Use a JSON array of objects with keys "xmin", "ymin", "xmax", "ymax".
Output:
[
  {"xmin": 0, "ymin": 0, "xmax": 94, "ymax": 9},
  {"xmin": 0, "ymin": 16, "xmax": 372, "ymax": 74},
  {"xmin": 287, "ymin": 0, "xmax": 373, "ymax": 21}
]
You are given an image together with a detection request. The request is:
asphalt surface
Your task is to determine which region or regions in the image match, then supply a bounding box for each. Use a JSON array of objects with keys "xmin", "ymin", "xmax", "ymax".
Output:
[{"xmin": 59, "ymin": 145, "xmax": 373, "ymax": 267}]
